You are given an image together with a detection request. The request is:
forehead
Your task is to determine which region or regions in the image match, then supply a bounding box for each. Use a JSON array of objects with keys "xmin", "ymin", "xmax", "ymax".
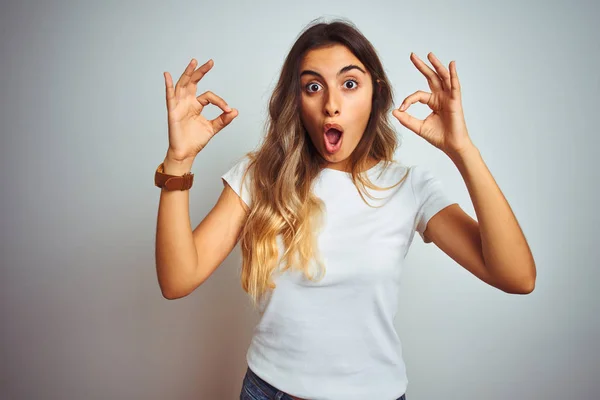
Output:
[{"xmin": 299, "ymin": 44, "xmax": 366, "ymax": 74}]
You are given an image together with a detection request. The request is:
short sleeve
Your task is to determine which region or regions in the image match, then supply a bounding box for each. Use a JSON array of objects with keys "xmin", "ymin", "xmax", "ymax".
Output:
[
  {"xmin": 221, "ymin": 155, "xmax": 253, "ymax": 208},
  {"xmin": 410, "ymin": 165, "xmax": 457, "ymax": 243}
]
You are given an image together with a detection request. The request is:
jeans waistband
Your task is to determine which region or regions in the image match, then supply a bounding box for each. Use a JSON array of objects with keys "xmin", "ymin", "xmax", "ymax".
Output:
[
  {"xmin": 245, "ymin": 366, "xmax": 406, "ymax": 400},
  {"xmin": 246, "ymin": 367, "xmax": 282, "ymax": 395}
]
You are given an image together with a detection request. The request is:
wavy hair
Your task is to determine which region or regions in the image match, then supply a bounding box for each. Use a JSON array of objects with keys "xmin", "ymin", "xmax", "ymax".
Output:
[{"xmin": 238, "ymin": 18, "xmax": 406, "ymax": 308}]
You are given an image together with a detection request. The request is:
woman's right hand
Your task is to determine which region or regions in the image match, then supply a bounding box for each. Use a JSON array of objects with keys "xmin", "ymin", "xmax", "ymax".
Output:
[{"xmin": 163, "ymin": 58, "xmax": 238, "ymax": 163}]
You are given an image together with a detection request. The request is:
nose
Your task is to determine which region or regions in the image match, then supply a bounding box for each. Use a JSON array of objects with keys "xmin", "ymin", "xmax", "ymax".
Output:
[{"xmin": 324, "ymin": 89, "xmax": 341, "ymax": 117}]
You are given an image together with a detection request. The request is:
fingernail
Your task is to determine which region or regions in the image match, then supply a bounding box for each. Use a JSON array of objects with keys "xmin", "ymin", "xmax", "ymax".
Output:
[
  {"xmin": 226, "ymin": 106, "xmax": 232, "ymax": 112},
  {"xmin": 399, "ymin": 104, "xmax": 405, "ymax": 111}
]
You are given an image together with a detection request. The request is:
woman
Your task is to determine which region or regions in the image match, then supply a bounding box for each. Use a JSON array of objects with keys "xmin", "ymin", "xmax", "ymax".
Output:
[{"xmin": 155, "ymin": 18, "xmax": 536, "ymax": 400}]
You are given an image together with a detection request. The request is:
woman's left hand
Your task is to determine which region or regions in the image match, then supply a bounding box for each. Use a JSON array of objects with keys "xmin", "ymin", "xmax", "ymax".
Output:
[{"xmin": 392, "ymin": 52, "xmax": 473, "ymax": 157}]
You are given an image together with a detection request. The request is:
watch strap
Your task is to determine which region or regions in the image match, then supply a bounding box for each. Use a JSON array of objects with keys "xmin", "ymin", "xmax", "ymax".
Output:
[{"xmin": 154, "ymin": 162, "xmax": 194, "ymax": 191}]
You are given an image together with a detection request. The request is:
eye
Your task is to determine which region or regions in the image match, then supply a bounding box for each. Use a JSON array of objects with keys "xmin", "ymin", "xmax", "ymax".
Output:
[
  {"xmin": 306, "ymin": 82, "xmax": 321, "ymax": 93},
  {"xmin": 344, "ymin": 79, "xmax": 358, "ymax": 90},
  {"xmin": 304, "ymin": 79, "xmax": 359, "ymax": 93}
]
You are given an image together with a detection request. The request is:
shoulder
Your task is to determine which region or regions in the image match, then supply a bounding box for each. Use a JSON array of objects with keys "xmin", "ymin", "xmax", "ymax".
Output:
[
  {"xmin": 374, "ymin": 159, "xmax": 410, "ymax": 183},
  {"xmin": 221, "ymin": 152, "xmax": 256, "ymax": 208},
  {"xmin": 406, "ymin": 164, "xmax": 441, "ymax": 192},
  {"xmin": 406, "ymin": 163, "xmax": 431, "ymax": 179}
]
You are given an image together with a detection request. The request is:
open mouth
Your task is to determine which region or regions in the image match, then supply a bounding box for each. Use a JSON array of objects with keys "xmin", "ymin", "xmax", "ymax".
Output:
[{"xmin": 324, "ymin": 123, "xmax": 344, "ymax": 154}]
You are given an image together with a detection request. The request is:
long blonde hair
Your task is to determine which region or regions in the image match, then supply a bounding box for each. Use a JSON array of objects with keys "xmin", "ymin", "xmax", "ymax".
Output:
[{"xmin": 239, "ymin": 18, "xmax": 405, "ymax": 308}]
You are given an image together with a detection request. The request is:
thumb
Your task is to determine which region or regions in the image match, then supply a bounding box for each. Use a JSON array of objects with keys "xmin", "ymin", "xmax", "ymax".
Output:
[
  {"xmin": 211, "ymin": 108, "xmax": 239, "ymax": 135},
  {"xmin": 392, "ymin": 109, "xmax": 422, "ymax": 135}
]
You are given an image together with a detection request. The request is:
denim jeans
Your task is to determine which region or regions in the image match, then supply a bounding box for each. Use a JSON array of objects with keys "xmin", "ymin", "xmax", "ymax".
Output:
[{"xmin": 240, "ymin": 366, "xmax": 406, "ymax": 400}]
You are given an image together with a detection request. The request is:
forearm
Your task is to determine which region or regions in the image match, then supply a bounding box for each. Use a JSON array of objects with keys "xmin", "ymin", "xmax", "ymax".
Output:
[
  {"xmin": 155, "ymin": 154, "xmax": 199, "ymax": 299},
  {"xmin": 449, "ymin": 145, "xmax": 536, "ymax": 292}
]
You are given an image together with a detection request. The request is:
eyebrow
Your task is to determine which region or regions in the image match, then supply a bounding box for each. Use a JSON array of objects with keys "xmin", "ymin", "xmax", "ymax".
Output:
[{"xmin": 300, "ymin": 64, "xmax": 366, "ymax": 79}]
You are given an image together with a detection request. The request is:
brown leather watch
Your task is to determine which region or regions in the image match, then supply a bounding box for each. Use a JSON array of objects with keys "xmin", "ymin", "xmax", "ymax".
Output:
[{"xmin": 154, "ymin": 162, "xmax": 194, "ymax": 191}]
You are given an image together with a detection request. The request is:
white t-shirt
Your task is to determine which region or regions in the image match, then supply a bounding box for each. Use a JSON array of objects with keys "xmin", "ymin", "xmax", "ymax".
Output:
[{"xmin": 221, "ymin": 155, "xmax": 456, "ymax": 400}]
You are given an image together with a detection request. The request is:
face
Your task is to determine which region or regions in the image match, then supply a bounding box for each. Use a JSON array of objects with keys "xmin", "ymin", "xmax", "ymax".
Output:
[{"xmin": 299, "ymin": 44, "xmax": 374, "ymax": 172}]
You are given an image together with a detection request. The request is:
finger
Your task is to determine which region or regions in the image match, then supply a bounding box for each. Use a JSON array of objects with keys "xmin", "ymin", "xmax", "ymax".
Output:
[
  {"xmin": 397, "ymin": 90, "xmax": 432, "ymax": 112},
  {"xmin": 211, "ymin": 108, "xmax": 239, "ymax": 135},
  {"xmin": 449, "ymin": 61, "xmax": 461, "ymax": 99},
  {"xmin": 427, "ymin": 52, "xmax": 451, "ymax": 92},
  {"xmin": 175, "ymin": 58, "xmax": 197, "ymax": 94},
  {"xmin": 189, "ymin": 59, "xmax": 214, "ymax": 86},
  {"xmin": 392, "ymin": 108, "xmax": 424, "ymax": 135},
  {"xmin": 164, "ymin": 72, "xmax": 175, "ymax": 111},
  {"xmin": 196, "ymin": 91, "xmax": 232, "ymax": 114},
  {"xmin": 410, "ymin": 53, "xmax": 443, "ymax": 92}
]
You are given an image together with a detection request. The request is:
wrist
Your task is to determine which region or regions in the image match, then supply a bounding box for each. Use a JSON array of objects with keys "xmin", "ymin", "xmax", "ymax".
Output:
[
  {"xmin": 163, "ymin": 154, "xmax": 195, "ymax": 175},
  {"xmin": 446, "ymin": 143, "xmax": 479, "ymax": 163}
]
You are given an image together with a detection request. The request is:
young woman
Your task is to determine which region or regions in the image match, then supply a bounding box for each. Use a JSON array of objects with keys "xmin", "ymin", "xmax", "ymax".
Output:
[{"xmin": 155, "ymin": 19, "xmax": 536, "ymax": 400}]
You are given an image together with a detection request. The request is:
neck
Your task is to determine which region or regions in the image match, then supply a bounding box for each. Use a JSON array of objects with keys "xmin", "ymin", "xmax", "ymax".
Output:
[{"xmin": 323, "ymin": 157, "xmax": 379, "ymax": 172}]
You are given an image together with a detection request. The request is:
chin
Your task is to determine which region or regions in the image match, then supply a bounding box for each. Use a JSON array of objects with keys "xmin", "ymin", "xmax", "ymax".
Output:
[{"xmin": 321, "ymin": 149, "xmax": 350, "ymax": 167}]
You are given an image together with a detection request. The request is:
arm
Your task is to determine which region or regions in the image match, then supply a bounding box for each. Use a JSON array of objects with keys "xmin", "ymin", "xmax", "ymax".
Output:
[
  {"xmin": 155, "ymin": 155, "xmax": 248, "ymax": 300},
  {"xmin": 393, "ymin": 52, "xmax": 536, "ymax": 294},
  {"xmin": 424, "ymin": 145, "xmax": 536, "ymax": 294}
]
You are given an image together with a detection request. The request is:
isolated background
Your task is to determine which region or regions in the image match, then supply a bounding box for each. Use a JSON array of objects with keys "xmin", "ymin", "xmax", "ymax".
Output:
[{"xmin": 1, "ymin": 0, "xmax": 598, "ymax": 399}]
